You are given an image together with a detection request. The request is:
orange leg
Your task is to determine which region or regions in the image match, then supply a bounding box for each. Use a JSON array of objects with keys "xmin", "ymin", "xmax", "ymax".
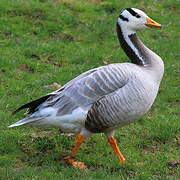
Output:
[
  {"xmin": 64, "ymin": 135, "xmax": 86, "ymax": 169},
  {"xmin": 108, "ymin": 137, "xmax": 126, "ymax": 164}
]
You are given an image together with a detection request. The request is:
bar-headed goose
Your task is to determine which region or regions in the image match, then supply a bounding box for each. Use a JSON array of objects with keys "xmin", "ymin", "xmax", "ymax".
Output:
[{"xmin": 9, "ymin": 8, "xmax": 164, "ymax": 168}]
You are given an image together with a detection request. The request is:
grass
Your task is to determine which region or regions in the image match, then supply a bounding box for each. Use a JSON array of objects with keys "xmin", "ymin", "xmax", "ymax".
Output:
[{"xmin": 0, "ymin": 0, "xmax": 179, "ymax": 179}]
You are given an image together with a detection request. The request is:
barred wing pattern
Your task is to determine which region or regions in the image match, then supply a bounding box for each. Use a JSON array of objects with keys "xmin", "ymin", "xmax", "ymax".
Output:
[{"xmin": 38, "ymin": 63, "xmax": 131, "ymax": 117}]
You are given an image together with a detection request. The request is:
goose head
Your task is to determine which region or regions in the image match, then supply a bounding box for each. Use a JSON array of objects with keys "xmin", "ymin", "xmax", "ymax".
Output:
[{"xmin": 118, "ymin": 8, "xmax": 161, "ymax": 32}]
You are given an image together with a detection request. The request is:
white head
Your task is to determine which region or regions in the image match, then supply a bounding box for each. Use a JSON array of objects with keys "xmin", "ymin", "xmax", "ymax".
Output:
[{"xmin": 118, "ymin": 8, "xmax": 161, "ymax": 33}]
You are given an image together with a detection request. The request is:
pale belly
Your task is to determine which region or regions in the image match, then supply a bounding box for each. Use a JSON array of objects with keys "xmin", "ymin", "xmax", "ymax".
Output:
[{"xmin": 30, "ymin": 107, "xmax": 87, "ymax": 133}]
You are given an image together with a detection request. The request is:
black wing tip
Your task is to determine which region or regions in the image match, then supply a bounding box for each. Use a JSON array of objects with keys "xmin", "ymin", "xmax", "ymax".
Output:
[
  {"xmin": 12, "ymin": 106, "xmax": 28, "ymax": 115},
  {"xmin": 12, "ymin": 94, "xmax": 52, "ymax": 115},
  {"xmin": 12, "ymin": 108, "xmax": 22, "ymax": 115}
]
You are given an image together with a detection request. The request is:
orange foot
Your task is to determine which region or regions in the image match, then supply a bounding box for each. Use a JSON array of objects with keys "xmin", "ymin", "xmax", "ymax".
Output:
[{"xmin": 64, "ymin": 157, "xmax": 86, "ymax": 169}]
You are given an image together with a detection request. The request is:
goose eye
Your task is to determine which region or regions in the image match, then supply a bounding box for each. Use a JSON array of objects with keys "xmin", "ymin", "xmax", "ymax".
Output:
[{"xmin": 136, "ymin": 14, "xmax": 141, "ymax": 18}]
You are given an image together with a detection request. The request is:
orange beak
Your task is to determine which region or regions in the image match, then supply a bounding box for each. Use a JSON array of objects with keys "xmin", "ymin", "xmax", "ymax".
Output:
[{"xmin": 145, "ymin": 17, "xmax": 162, "ymax": 28}]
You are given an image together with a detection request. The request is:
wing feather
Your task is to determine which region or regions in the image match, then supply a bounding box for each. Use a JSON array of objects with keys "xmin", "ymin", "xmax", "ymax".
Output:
[{"xmin": 13, "ymin": 63, "xmax": 131, "ymax": 116}]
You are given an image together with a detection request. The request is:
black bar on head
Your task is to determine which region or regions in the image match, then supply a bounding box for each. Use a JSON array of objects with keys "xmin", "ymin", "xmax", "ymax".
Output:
[
  {"xmin": 126, "ymin": 8, "xmax": 140, "ymax": 18},
  {"xmin": 119, "ymin": 15, "xmax": 129, "ymax": 22}
]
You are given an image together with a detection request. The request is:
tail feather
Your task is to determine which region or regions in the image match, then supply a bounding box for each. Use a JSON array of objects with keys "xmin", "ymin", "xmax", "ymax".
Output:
[{"xmin": 8, "ymin": 117, "xmax": 43, "ymax": 128}]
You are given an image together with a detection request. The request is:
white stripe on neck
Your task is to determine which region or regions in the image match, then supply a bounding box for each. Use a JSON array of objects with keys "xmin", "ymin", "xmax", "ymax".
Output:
[{"xmin": 118, "ymin": 18, "xmax": 145, "ymax": 65}]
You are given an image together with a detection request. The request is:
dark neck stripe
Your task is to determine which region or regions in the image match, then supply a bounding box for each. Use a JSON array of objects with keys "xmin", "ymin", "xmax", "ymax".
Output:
[
  {"xmin": 119, "ymin": 15, "xmax": 129, "ymax": 22},
  {"xmin": 126, "ymin": 8, "xmax": 140, "ymax": 18},
  {"xmin": 116, "ymin": 23, "xmax": 148, "ymax": 65}
]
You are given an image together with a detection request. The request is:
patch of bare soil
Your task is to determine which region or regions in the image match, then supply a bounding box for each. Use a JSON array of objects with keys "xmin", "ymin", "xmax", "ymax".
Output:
[{"xmin": 18, "ymin": 64, "xmax": 34, "ymax": 73}]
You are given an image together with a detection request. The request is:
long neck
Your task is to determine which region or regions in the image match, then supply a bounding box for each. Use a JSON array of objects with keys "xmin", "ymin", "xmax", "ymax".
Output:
[{"xmin": 116, "ymin": 23, "xmax": 151, "ymax": 66}]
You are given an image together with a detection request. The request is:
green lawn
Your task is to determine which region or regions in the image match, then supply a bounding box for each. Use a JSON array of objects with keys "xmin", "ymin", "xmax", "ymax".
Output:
[{"xmin": 0, "ymin": 0, "xmax": 179, "ymax": 179}]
